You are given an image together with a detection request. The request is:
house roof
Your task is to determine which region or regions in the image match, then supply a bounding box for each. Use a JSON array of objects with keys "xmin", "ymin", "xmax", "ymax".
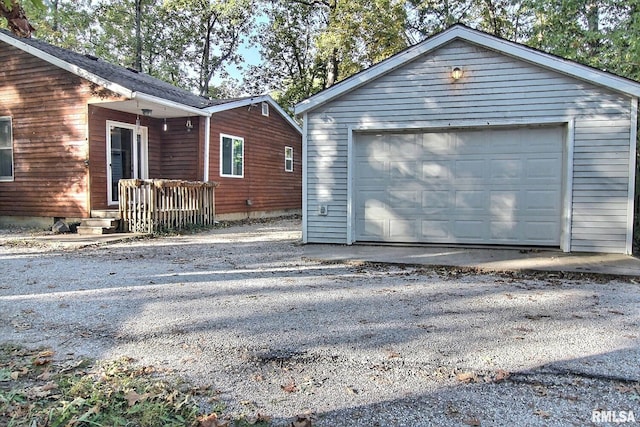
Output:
[
  {"xmin": 295, "ymin": 24, "xmax": 640, "ymax": 115},
  {"xmin": 204, "ymin": 95, "xmax": 302, "ymax": 134},
  {"xmin": 0, "ymin": 29, "xmax": 216, "ymax": 116}
]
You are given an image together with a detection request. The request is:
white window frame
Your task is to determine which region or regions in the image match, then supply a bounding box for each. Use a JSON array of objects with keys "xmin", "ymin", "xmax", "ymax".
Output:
[
  {"xmin": 285, "ymin": 146, "xmax": 294, "ymax": 172},
  {"xmin": 220, "ymin": 134, "xmax": 244, "ymax": 178},
  {"xmin": 0, "ymin": 116, "xmax": 14, "ymax": 182},
  {"xmin": 261, "ymin": 102, "xmax": 269, "ymax": 117}
]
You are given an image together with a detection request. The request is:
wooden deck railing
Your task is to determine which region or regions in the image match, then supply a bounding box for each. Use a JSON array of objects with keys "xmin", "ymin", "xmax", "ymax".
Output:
[{"xmin": 118, "ymin": 179, "xmax": 218, "ymax": 233}]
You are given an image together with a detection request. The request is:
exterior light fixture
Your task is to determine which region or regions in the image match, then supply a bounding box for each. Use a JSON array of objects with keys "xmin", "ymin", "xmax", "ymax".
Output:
[
  {"xmin": 141, "ymin": 108, "xmax": 153, "ymax": 116},
  {"xmin": 186, "ymin": 119, "xmax": 193, "ymax": 131},
  {"xmin": 451, "ymin": 66, "xmax": 463, "ymax": 80},
  {"xmin": 163, "ymin": 118, "xmax": 168, "ymax": 132}
]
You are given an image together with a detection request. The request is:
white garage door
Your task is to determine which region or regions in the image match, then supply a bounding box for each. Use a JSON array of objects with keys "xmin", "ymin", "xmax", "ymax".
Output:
[{"xmin": 354, "ymin": 126, "xmax": 564, "ymax": 246}]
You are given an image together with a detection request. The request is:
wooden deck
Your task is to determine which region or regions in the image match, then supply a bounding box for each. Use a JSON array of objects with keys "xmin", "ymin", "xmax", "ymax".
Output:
[{"xmin": 118, "ymin": 179, "xmax": 218, "ymax": 233}]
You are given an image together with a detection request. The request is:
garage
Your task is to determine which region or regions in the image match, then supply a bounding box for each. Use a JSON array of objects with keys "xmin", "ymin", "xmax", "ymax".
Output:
[
  {"xmin": 296, "ymin": 25, "xmax": 640, "ymax": 254},
  {"xmin": 354, "ymin": 126, "xmax": 564, "ymax": 246}
]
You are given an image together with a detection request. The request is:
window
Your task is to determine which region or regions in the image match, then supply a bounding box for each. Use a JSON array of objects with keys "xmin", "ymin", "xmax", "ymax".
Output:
[
  {"xmin": 285, "ymin": 146, "xmax": 293, "ymax": 172},
  {"xmin": 261, "ymin": 102, "xmax": 269, "ymax": 116},
  {"xmin": 220, "ymin": 134, "xmax": 244, "ymax": 178},
  {"xmin": 0, "ymin": 117, "xmax": 13, "ymax": 181}
]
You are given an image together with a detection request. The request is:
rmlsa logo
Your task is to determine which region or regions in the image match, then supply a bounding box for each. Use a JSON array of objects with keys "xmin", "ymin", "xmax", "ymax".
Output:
[{"xmin": 592, "ymin": 410, "xmax": 636, "ymax": 423}]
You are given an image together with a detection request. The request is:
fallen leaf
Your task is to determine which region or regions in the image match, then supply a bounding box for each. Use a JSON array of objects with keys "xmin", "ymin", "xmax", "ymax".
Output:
[
  {"xmin": 31, "ymin": 382, "xmax": 59, "ymax": 398},
  {"xmin": 32, "ymin": 350, "xmax": 54, "ymax": 366},
  {"xmin": 198, "ymin": 413, "xmax": 229, "ymax": 427},
  {"xmin": 385, "ymin": 350, "xmax": 401, "ymax": 359},
  {"xmin": 281, "ymin": 380, "xmax": 298, "ymax": 393},
  {"xmin": 494, "ymin": 369, "xmax": 510, "ymax": 382},
  {"xmin": 534, "ymin": 409, "xmax": 550, "ymax": 418},
  {"xmin": 345, "ymin": 386, "xmax": 359, "ymax": 395},
  {"xmin": 125, "ymin": 390, "xmax": 150, "ymax": 406},
  {"xmin": 37, "ymin": 370, "xmax": 52, "ymax": 380},
  {"xmin": 456, "ymin": 372, "xmax": 478, "ymax": 383}
]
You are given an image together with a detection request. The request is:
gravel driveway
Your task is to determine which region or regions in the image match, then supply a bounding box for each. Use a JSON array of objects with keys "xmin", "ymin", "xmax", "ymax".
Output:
[{"xmin": 1, "ymin": 218, "xmax": 639, "ymax": 426}]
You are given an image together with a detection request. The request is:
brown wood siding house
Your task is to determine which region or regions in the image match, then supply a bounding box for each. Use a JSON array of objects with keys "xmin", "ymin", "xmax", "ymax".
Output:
[
  {"xmin": 0, "ymin": 29, "xmax": 302, "ymax": 227},
  {"xmin": 209, "ymin": 102, "xmax": 302, "ymax": 217}
]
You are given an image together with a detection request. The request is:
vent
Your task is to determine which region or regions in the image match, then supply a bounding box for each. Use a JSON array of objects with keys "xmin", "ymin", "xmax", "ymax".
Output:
[
  {"xmin": 84, "ymin": 54, "xmax": 98, "ymax": 61},
  {"xmin": 126, "ymin": 67, "xmax": 139, "ymax": 74}
]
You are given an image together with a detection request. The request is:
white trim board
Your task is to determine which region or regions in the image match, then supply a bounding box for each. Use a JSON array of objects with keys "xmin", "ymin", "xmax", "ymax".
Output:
[
  {"xmin": 627, "ymin": 97, "xmax": 638, "ymax": 255},
  {"xmin": 295, "ymin": 24, "xmax": 640, "ymax": 115}
]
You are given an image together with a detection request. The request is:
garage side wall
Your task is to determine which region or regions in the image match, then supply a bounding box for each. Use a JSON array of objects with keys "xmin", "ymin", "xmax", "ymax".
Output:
[{"xmin": 305, "ymin": 40, "xmax": 633, "ymax": 253}]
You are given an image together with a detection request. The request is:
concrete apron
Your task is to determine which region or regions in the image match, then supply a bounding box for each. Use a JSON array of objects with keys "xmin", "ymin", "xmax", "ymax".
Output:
[{"xmin": 303, "ymin": 244, "xmax": 640, "ymax": 277}]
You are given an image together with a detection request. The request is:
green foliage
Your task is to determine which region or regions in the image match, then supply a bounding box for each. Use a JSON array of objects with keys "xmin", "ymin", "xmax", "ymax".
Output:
[{"xmin": 5, "ymin": 0, "xmax": 640, "ymax": 111}]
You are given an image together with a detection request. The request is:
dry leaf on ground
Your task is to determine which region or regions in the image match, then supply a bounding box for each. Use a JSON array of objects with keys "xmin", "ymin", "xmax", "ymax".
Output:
[{"xmin": 456, "ymin": 372, "xmax": 478, "ymax": 383}]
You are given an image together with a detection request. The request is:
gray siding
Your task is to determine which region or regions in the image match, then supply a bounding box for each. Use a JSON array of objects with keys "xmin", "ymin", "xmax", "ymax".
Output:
[{"xmin": 305, "ymin": 40, "xmax": 634, "ymax": 253}]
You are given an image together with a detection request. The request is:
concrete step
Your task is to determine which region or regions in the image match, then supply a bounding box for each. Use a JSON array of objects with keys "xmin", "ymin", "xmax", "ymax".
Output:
[
  {"xmin": 77, "ymin": 217, "xmax": 120, "ymax": 235},
  {"xmin": 81, "ymin": 218, "xmax": 119, "ymax": 229},
  {"xmin": 77, "ymin": 226, "xmax": 117, "ymax": 236}
]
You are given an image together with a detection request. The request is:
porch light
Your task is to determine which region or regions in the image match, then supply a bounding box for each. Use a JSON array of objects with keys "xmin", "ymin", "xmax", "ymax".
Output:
[
  {"xmin": 163, "ymin": 118, "xmax": 168, "ymax": 132},
  {"xmin": 141, "ymin": 108, "xmax": 153, "ymax": 116},
  {"xmin": 451, "ymin": 66, "xmax": 463, "ymax": 81},
  {"xmin": 186, "ymin": 119, "xmax": 193, "ymax": 132}
]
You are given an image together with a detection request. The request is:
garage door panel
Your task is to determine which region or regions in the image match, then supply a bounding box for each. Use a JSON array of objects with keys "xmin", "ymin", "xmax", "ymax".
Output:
[
  {"xmin": 421, "ymin": 220, "xmax": 451, "ymax": 239},
  {"xmin": 454, "ymin": 159, "xmax": 485, "ymax": 180},
  {"xmin": 490, "ymin": 159, "xmax": 522, "ymax": 181},
  {"xmin": 389, "ymin": 190, "xmax": 420, "ymax": 209},
  {"xmin": 355, "ymin": 126, "xmax": 563, "ymax": 246},
  {"xmin": 526, "ymin": 158, "xmax": 561, "ymax": 179},
  {"xmin": 422, "ymin": 191, "xmax": 450, "ymax": 210},
  {"xmin": 490, "ymin": 221, "xmax": 520, "ymax": 241},
  {"xmin": 422, "ymin": 132, "xmax": 454, "ymax": 152},
  {"xmin": 454, "ymin": 220, "xmax": 485, "ymax": 239},
  {"xmin": 455, "ymin": 191, "xmax": 485, "ymax": 211},
  {"xmin": 359, "ymin": 219, "xmax": 386, "ymax": 239},
  {"xmin": 524, "ymin": 222, "xmax": 559, "ymax": 242},
  {"xmin": 422, "ymin": 161, "xmax": 452, "ymax": 180},
  {"xmin": 390, "ymin": 161, "xmax": 419, "ymax": 178},
  {"xmin": 525, "ymin": 190, "xmax": 558, "ymax": 210},
  {"xmin": 390, "ymin": 219, "xmax": 418, "ymax": 239},
  {"xmin": 490, "ymin": 191, "xmax": 520, "ymax": 212}
]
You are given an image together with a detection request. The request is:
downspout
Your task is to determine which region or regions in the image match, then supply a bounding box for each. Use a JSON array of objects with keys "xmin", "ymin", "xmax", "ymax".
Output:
[{"xmin": 203, "ymin": 115, "xmax": 211, "ymax": 181}]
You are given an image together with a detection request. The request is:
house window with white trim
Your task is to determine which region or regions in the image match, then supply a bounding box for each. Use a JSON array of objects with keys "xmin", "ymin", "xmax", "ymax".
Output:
[
  {"xmin": 261, "ymin": 102, "xmax": 269, "ymax": 116},
  {"xmin": 0, "ymin": 117, "xmax": 13, "ymax": 181},
  {"xmin": 285, "ymin": 146, "xmax": 293, "ymax": 172},
  {"xmin": 220, "ymin": 134, "xmax": 244, "ymax": 178}
]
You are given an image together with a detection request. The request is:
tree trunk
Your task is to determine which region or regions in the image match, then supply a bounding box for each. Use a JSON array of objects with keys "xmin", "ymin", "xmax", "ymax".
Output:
[
  {"xmin": 326, "ymin": 47, "xmax": 338, "ymax": 88},
  {"xmin": 0, "ymin": 0, "xmax": 35, "ymax": 37},
  {"xmin": 585, "ymin": 1, "xmax": 600, "ymax": 56},
  {"xmin": 134, "ymin": 0, "xmax": 142, "ymax": 72}
]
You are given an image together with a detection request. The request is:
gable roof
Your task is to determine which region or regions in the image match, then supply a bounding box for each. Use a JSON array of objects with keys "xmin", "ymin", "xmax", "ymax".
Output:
[
  {"xmin": 0, "ymin": 29, "xmax": 215, "ymax": 116},
  {"xmin": 204, "ymin": 95, "xmax": 302, "ymax": 134},
  {"xmin": 295, "ymin": 24, "xmax": 640, "ymax": 115}
]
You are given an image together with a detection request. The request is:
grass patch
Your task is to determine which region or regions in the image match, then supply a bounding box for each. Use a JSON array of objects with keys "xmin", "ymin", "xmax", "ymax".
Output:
[{"xmin": 0, "ymin": 344, "xmax": 258, "ymax": 427}]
